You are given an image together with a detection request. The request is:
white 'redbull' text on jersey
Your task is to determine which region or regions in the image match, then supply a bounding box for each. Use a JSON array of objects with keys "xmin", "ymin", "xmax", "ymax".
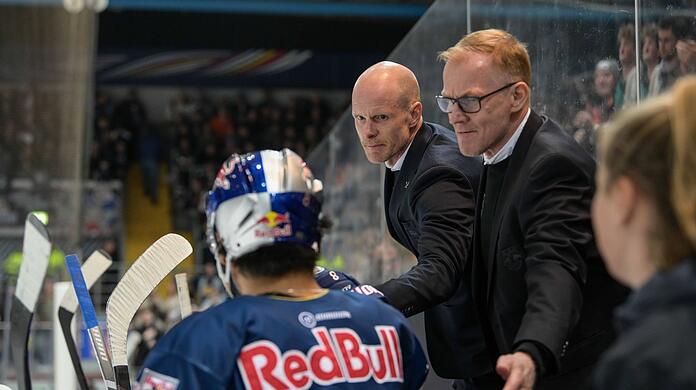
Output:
[{"xmin": 137, "ymin": 290, "xmax": 428, "ymax": 389}]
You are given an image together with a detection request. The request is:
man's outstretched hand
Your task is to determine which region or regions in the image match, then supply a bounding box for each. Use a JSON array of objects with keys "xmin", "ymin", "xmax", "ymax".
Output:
[
  {"xmin": 496, "ymin": 352, "xmax": 536, "ymax": 390},
  {"xmin": 314, "ymin": 266, "xmax": 385, "ymax": 299}
]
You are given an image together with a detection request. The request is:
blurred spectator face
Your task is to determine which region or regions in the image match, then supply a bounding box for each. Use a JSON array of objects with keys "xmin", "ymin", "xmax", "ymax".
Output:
[
  {"xmin": 642, "ymin": 35, "xmax": 660, "ymax": 65},
  {"xmin": 246, "ymin": 109, "xmax": 258, "ymax": 123},
  {"xmin": 677, "ymin": 38, "xmax": 696, "ymax": 73},
  {"xmin": 116, "ymin": 140, "xmax": 127, "ymax": 154},
  {"xmin": 97, "ymin": 116, "xmax": 110, "ymax": 131},
  {"xmin": 283, "ymin": 126, "xmax": 296, "ymax": 139},
  {"xmin": 237, "ymin": 126, "xmax": 250, "ymax": 139},
  {"xmin": 619, "ymin": 37, "xmax": 636, "ymax": 67},
  {"xmin": 178, "ymin": 138, "xmax": 191, "ymax": 154},
  {"xmin": 594, "ymin": 69, "xmax": 617, "ymax": 98},
  {"xmin": 305, "ymin": 125, "xmax": 318, "ymax": 144},
  {"xmin": 204, "ymin": 261, "xmax": 216, "ymax": 277},
  {"xmin": 103, "ymin": 238, "xmax": 117, "ymax": 255},
  {"xmin": 658, "ymin": 27, "xmax": 677, "ymax": 60}
]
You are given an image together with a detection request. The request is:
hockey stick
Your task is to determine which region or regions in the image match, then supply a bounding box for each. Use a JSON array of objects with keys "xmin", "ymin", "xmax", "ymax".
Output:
[
  {"xmin": 65, "ymin": 254, "xmax": 117, "ymax": 390},
  {"xmin": 174, "ymin": 273, "xmax": 192, "ymax": 320},
  {"xmin": 58, "ymin": 250, "xmax": 112, "ymax": 390},
  {"xmin": 106, "ymin": 234, "xmax": 192, "ymax": 390},
  {"xmin": 10, "ymin": 214, "xmax": 51, "ymax": 390}
]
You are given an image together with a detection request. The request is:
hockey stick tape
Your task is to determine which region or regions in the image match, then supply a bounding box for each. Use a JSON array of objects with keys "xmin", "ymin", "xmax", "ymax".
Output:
[{"xmin": 66, "ymin": 254, "xmax": 99, "ymax": 329}]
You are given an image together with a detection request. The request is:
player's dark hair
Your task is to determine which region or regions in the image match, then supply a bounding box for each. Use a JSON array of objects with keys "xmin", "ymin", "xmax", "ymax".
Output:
[{"xmin": 234, "ymin": 243, "xmax": 318, "ymax": 278}]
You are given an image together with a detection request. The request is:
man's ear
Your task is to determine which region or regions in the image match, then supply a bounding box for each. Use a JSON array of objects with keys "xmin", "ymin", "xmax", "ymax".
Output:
[
  {"xmin": 511, "ymin": 82, "xmax": 530, "ymax": 112},
  {"xmin": 409, "ymin": 101, "xmax": 423, "ymax": 128}
]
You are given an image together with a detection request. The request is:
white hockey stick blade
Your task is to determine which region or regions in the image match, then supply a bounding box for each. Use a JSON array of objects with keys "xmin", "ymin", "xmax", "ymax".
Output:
[
  {"xmin": 65, "ymin": 254, "xmax": 117, "ymax": 390},
  {"xmin": 11, "ymin": 213, "xmax": 51, "ymax": 390},
  {"xmin": 15, "ymin": 213, "xmax": 51, "ymax": 312},
  {"xmin": 106, "ymin": 234, "xmax": 192, "ymax": 367},
  {"xmin": 59, "ymin": 250, "xmax": 113, "ymax": 390},
  {"xmin": 174, "ymin": 273, "xmax": 193, "ymax": 320}
]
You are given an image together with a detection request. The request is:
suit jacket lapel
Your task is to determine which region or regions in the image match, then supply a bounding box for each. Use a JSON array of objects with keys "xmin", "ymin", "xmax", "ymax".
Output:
[
  {"xmin": 472, "ymin": 164, "xmax": 487, "ymax": 307},
  {"xmin": 485, "ymin": 111, "xmax": 545, "ymax": 301},
  {"xmin": 384, "ymin": 169, "xmax": 398, "ymax": 238},
  {"xmin": 386, "ymin": 123, "xmax": 433, "ymax": 227}
]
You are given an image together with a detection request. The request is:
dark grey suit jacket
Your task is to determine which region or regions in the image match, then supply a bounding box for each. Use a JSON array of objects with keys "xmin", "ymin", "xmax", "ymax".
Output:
[
  {"xmin": 471, "ymin": 111, "xmax": 629, "ymax": 387},
  {"xmin": 375, "ymin": 121, "xmax": 490, "ymax": 378}
]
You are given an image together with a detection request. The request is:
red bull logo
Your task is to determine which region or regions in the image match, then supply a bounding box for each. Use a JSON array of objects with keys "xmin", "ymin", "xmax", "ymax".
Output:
[
  {"xmin": 237, "ymin": 326, "xmax": 404, "ymax": 389},
  {"xmin": 255, "ymin": 211, "xmax": 292, "ymax": 238}
]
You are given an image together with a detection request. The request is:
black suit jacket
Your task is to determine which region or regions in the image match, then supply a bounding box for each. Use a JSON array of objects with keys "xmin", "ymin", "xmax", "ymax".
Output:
[
  {"xmin": 471, "ymin": 111, "xmax": 628, "ymax": 385},
  {"xmin": 375, "ymin": 122, "xmax": 490, "ymax": 378}
]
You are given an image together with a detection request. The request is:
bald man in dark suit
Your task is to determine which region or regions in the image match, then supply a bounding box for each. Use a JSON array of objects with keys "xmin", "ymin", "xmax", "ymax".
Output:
[{"xmin": 351, "ymin": 61, "xmax": 490, "ymax": 389}]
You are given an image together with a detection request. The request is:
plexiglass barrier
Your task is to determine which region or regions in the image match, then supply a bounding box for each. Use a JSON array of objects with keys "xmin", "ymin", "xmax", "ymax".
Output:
[{"xmin": 308, "ymin": 0, "xmax": 696, "ymax": 284}]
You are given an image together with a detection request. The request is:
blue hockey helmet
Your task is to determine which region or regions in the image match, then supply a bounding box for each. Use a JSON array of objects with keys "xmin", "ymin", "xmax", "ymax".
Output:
[{"xmin": 205, "ymin": 149, "xmax": 323, "ymax": 295}]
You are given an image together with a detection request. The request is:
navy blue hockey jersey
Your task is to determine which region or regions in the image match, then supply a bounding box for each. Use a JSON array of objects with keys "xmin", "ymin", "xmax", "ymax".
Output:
[{"xmin": 137, "ymin": 290, "xmax": 428, "ymax": 389}]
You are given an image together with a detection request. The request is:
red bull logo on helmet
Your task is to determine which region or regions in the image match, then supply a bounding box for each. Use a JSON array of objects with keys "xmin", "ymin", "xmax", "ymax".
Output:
[
  {"xmin": 237, "ymin": 326, "xmax": 404, "ymax": 389},
  {"xmin": 255, "ymin": 211, "xmax": 292, "ymax": 238}
]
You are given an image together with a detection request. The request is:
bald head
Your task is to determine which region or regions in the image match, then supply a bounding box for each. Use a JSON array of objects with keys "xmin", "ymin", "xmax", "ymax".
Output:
[
  {"xmin": 353, "ymin": 61, "xmax": 421, "ymax": 109},
  {"xmin": 351, "ymin": 61, "xmax": 424, "ymax": 166}
]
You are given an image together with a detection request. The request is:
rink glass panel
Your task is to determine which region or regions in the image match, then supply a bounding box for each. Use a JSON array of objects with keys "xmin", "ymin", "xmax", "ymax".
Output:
[{"xmin": 308, "ymin": 0, "xmax": 695, "ymax": 284}]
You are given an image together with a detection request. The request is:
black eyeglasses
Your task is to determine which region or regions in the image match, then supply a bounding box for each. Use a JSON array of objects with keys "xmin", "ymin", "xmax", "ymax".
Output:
[{"xmin": 435, "ymin": 81, "xmax": 520, "ymax": 114}]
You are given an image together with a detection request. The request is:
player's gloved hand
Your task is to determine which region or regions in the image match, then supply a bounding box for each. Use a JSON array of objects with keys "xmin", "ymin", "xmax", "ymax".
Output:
[
  {"xmin": 351, "ymin": 284, "xmax": 385, "ymax": 299},
  {"xmin": 314, "ymin": 266, "xmax": 359, "ymax": 291},
  {"xmin": 313, "ymin": 266, "xmax": 386, "ymax": 299}
]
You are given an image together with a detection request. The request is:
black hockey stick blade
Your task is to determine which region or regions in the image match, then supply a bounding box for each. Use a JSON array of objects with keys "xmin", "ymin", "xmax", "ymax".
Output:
[{"xmin": 57, "ymin": 306, "xmax": 89, "ymax": 390}]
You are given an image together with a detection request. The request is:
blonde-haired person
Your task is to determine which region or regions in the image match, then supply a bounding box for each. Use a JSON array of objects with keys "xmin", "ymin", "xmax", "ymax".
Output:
[
  {"xmin": 592, "ymin": 76, "xmax": 696, "ymax": 389},
  {"xmin": 438, "ymin": 29, "xmax": 629, "ymax": 390}
]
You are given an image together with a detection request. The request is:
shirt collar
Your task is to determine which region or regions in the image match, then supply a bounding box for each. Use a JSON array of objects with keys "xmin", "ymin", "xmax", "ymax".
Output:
[
  {"xmin": 385, "ymin": 139, "xmax": 414, "ymax": 172},
  {"xmin": 483, "ymin": 108, "xmax": 531, "ymax": 165}
]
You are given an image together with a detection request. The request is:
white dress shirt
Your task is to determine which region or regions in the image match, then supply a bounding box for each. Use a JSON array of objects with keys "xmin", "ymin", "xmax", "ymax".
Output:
[{"xmin": 483, "ymin": 108, "xmax": 531, "ymax": 165}]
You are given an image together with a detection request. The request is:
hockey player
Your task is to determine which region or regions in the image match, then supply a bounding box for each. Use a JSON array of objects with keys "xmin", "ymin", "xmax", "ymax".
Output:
[{"xmin": 136, "ymin": 148, "xmax": 428, "ymax": 390}]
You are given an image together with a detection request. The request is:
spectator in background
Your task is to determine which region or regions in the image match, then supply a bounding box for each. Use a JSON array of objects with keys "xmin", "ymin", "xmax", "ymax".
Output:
[
  {"xmin": 115, "ymin": 89, "xmax": 147, "ymax": 145},
  {"xmin": 676, "ymin": 17, "xmax": 696, "ymax": 76},
  {"xmin": 194, "ymin": 261, "xmax": 225, "ymax": 309},
  {"xmin": 153, "ymin": 281, "xmax": 183, "ymax": 330},
  {"xmin": 592, "ymin": 76, "xmax": 696, "ymax": 390},
  {"xmin": 209, "ymin": 105, "xmax": 234, "ymax": 140},
  {"xmin": 615, "ymin": 23, "xmax": 637, "ymax": 108},
  {"xmin": 642, "ymin": 24, "xmax": 662, "ymax": 79},
  {"xmin": 128, "ymin": 303, "xmax": 165, "ymax": 369},
  {"xmin": 624, "ymin": 23, "xmax": 660, "ymax": 107},
  {"xmin": 648, "ymin": 17, "xmax": 681, "ymax": 96},
  {"xmin": 573, "ymin": 59, "xmax": 620, "ymax": 154},
  {"xmin": 138, "ymin": 126, "xmax": 161, "ymax": 204},
  {"xmin": 89, "ymin": 92, "xmax": 139, "ymax": 182}
]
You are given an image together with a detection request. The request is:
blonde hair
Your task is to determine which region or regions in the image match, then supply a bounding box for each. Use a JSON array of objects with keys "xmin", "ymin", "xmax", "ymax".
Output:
[
  {"xmin": 438, "ymin": 29, "xmax": 532, "ymax": 86},
  {"xmin": 599, "ymin": 76, "xmax": 696, "ymax": 269}
]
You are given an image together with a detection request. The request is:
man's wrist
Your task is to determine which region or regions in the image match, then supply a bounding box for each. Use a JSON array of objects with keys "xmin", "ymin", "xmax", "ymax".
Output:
[{"xmin": 514, "ymin": 341, "xmax": 545, "ymax": 377}]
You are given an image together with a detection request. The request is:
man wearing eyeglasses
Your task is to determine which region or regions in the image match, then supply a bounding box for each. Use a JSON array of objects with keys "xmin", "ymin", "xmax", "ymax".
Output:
[
  {"xmin": 349, "ymin": 61, "xmax": 493, "ymax": 389},
  {"xmin": 438, "ymin": 29, "xmax": 628, "ymax": 390}
]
